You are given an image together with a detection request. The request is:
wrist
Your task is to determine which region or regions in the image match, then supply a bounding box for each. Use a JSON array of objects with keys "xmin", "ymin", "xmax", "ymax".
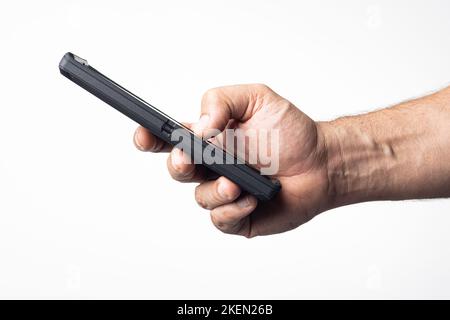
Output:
[
  {"xmin": 316, "ymin": 87, "xmax": 450, "ymax": 209},
  {"xmin": 317, "ymin": 118, "xmax": 395, "ymax": 208},
  {"xmin": 316, "ymin": 120, "xmax": 349, "ymax": 208}
]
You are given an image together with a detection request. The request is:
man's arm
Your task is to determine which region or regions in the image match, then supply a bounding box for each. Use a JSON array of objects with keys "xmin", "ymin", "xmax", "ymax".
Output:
[
  {"xmin": 320, "ymin": 86, "xmax": 450, "ymax": 208},
  {"xmin": 134, "ymin": 84, "xmax": 450, "ymax": 237}
]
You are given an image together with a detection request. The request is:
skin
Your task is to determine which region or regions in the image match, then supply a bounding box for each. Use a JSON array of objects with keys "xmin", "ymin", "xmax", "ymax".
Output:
[{"xmin": 133, "ymin": 84, "xmax": 450, "ymax": 237}]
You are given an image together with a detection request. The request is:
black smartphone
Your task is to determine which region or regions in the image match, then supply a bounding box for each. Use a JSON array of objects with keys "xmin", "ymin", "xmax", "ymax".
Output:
[{"xmin": 59, "ymin": 52, "xmax": 280, "ymax": 200}]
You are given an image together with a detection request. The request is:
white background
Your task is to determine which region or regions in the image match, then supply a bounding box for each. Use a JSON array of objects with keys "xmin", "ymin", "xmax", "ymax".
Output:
[{"xmin": 0, "ymin": 0, "xmax": 449, "ymax": 299}]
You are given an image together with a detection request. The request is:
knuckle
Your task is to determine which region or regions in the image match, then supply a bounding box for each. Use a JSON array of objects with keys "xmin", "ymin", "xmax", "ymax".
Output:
[
  {"xmin": 211, "ymin": 210, "xmax": 244, "ymax": 236},
  {"xmin": 202, "ymin": 88, "xmax": 221, "ymax": 105},
  {"xmin": 180, "ymin": 165, "xmax": 196, "ymax": 181},
  {"xmin": 167, "ymin": 157, "xmax": 184, "ymax": 180},
  {"xmin": 150, "ymin": 138, "xmax": 164, "ymax": 152},
  {"xmin": 219, "ymin": 210, "xmax": 235, "ymax": 225},
  {"xmin": 244, "ymin": 232, "xmax": 255, "ymax": 239},
  {"xmin": 195, "ymin": 185, "xmax": 209, "ymax": 209},
  {"xmin": 210, "ymin": 212, "xmax": 231, "ymax": 233},
  {"xmin": 253, "ymin": 83, "xmax": 270, "ymax": 92},
  {"xmin": 167, "ymin": 152, "xmax": 194, "ymax": 181}
]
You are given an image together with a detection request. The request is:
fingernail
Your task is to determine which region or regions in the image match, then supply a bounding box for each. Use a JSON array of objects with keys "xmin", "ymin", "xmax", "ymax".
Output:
[
  {"xmin": 236, "ymin": 196, "xmax": 251, "ymax": 208},
  {"xmin": 217, "ymin": 181, "xmax": 227, "ymax": 199},
  {"xmin": 171, "ymin": 148, "xmax": 183, "ymax": 169},
  {"xmin": 134, "ymin": 129, "xmax": 145, "ymax": 151},
  {"xmin": 194, "ymin": 114, "xmax": 210, "ymax": 135}
]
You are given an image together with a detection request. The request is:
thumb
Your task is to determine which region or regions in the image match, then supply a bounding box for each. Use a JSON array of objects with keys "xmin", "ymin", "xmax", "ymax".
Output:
[{"xmin": 193, "ymin": 84, "xmax": 270, "ymax": 137}]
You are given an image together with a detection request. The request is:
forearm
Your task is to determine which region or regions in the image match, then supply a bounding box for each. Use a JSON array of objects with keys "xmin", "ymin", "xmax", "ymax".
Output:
[{"xmin": 320, "ymin": 86, "xmax": 450, "ymax": 208}]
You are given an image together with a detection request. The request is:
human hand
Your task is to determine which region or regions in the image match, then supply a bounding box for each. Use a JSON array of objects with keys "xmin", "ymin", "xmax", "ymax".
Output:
[{"xmin": 134, "ymin": 84, "xmax": 331, "ymax": 237}]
